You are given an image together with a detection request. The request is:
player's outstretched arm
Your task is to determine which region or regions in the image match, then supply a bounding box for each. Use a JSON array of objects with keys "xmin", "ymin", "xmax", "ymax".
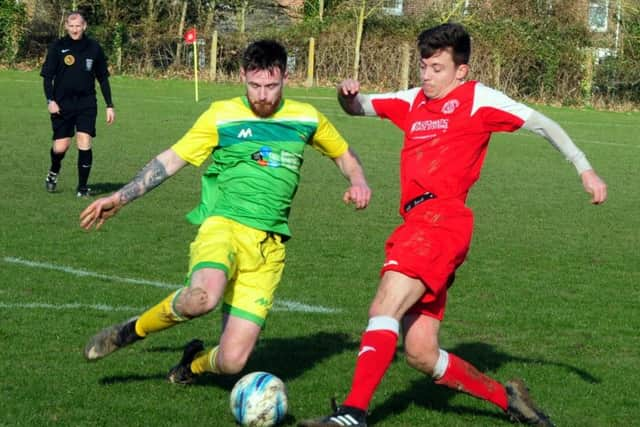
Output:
[
  {"xmin": 523, "ymin": 111, "xmax": 607, "ymax": 205},
  {"xmin": 333, "ymin": 148, "xmax": 371, "ymax": 210},
  {"xmin": 80, "ymin": 148, "xmax": 188, "ymax": 230}
]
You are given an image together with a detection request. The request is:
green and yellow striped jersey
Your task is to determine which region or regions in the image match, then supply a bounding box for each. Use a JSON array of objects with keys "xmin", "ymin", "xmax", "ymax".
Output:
[{"xmin": 172, "ymin": 96, "xmax": 349, "ymax": 238}]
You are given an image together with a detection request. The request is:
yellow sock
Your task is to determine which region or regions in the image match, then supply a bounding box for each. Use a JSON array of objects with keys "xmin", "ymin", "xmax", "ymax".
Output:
[
  {"xmin": 191, "ymin": 345, "xmax": 221, "ymax": 375},
  {"xmin": 135, "ymin": 289, "xmax": 188, "ymax": 337}
]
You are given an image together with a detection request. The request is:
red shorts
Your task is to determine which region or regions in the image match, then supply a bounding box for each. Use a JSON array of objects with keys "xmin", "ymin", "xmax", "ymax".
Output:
[{"xmin": 381, "ymin": 202, "xmax": 473, "ymax": 320}]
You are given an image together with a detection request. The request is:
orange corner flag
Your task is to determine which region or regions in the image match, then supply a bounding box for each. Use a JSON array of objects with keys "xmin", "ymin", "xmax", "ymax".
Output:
[{"xmin": 184, "ymin": 28, "xmax": 197, "ymax": 44}]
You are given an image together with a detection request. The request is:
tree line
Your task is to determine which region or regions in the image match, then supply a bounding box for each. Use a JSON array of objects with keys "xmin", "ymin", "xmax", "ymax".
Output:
[{"xmin": 1, "ymin": 0, "xmax": 639, "ymax": 107}]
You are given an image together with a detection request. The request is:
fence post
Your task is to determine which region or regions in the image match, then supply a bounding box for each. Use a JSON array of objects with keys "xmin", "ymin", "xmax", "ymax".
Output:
[
  {"xmin": 400, "ymin": 41, "xmax": 410, "ymax": 90},
  {"xmin": 493, "ymin": 52, "xmax": 502, "ymax": 88},
  {"xmin": 209, "ymin": 30, "xmax": 218, "ymax": 81},
  {"xmin": 581, "ymin": 48, "xmax": 594, "ymax": 106},
  {"xmin": 175, "ymin": 0, "xmax": 187, "ymax": 66},
  {"xmin": 305, "ymin": 37, "xmax": 315, "ymax": 88},
  {"xmin": 116, "ymin": 46, "xmax": 122, "ymax": 73},
  {"xmin": 353, "ymin": 1, "xmax": 365, "ymax": 80}
]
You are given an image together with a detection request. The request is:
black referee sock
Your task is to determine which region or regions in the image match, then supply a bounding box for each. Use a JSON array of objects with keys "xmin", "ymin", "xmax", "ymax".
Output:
[
  {"xmin": 49, "ymin": 148, "xmax": 66, "ymax": 174},
  {"xmin": 77, "ymin": 148, "xmax": 93, "ymax": 189}
]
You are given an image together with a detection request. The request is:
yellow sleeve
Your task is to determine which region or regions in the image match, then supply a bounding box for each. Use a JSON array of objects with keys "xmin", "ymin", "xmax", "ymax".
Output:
[
  {"xmin": 310, "ymin": 110, "xmax": 349, "ymax": 159},
  {"xmin": 171, "ymin": 106, "xmax": 219, "ymax": 167}
]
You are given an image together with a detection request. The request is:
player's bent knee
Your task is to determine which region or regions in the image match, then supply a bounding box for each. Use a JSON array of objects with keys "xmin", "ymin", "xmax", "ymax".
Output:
[
  {"xmin": 405, "ymin": 348, "xmax": 438, "ymax": 375},
  {"xmin": 175, "ymin": 287, "xmax": 214, "ymax": 318},
  {"xmin": 218, "ymin": 359, "xmax": 246, "ymax": 375},
  {"xmin": 53, "ymin": 139, "xmax": 72, "ymax": 153}
]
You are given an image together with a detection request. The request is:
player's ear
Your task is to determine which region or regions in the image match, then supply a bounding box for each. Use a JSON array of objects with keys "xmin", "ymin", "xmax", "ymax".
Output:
[
  {"xmin": 455, "ymin": 64, "xmax": 469, "ymax": 80},
  {"xmin": 240, "ymin": 67, "xmax": 246, "ymax": 83}
]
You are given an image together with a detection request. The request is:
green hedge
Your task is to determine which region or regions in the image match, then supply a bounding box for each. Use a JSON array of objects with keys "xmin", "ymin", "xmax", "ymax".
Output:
[
  {"xmin": 3, "ymin": 1, "xmax": 639, "ymax": 107},
  {"xmin": 0, "ymin": 0, "xmax": 27, "ymax": 63}
]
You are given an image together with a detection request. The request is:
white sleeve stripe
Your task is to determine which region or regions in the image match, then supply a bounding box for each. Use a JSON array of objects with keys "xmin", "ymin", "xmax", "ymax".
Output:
[
  {"xmin": 368, "ymin": 87, "xmax": 422, "ymax": 114},
  {"xmin": 357, "ymin": 94, "xmax": 376, "ymax": 116},
  {"xmin": 471, "ymin": 83, "xmax": 533, "ymax": 121}
]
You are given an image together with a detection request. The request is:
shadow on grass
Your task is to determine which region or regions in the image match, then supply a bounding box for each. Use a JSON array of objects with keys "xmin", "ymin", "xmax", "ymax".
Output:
[
  {"xmin": 89, "ymin": 182, "xmax": 126, "ymax": 196},
  {"xmin": 369, "ymin": 341, "xmax": 600, "ymax": 425},
  {"xmin": 247, "ymin": 331, "xmax": 358, "ymax": 381},
  {"xmin": 99, "ymin": 331, "xmax": 358, "ymax": 390},
  {"xmin": 100, "ymin": 373, "xmax": 167, "ymax": 385}
]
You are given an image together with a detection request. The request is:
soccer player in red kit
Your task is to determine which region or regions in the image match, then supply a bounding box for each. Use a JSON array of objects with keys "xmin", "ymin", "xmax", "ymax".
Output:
[{"xmin": 300, "ymin": 23, "xmax": 607, "ymax": 427}]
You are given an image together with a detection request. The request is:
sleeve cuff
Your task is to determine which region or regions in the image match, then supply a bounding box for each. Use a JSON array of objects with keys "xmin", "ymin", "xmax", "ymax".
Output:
[{"xmin": 571, "ymin": 152, "xmax": 592, "ymax": 175}]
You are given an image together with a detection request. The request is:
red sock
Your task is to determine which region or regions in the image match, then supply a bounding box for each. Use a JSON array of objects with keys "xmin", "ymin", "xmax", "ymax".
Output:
[
  {"xmin": 343, "ymin": 329, "xmax": 398, "ymax": 410},
  {"xmin": 435, "ymin": 353, "xmax": 508, "ymax": 410}
]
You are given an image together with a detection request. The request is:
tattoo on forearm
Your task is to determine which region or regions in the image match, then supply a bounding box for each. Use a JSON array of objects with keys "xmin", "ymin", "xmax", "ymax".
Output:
[{"xmin": 119, "ymin": 158, "xmax": 168, "ymax": 204}]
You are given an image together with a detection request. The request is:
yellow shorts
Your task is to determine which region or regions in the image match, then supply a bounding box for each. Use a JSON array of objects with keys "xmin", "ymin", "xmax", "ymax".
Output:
[{"xmin": 188, "ymin": 216, "xmax": 285, "ymax": 327}]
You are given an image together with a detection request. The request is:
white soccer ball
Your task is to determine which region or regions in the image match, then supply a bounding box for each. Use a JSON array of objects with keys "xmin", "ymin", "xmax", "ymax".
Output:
[{"xmin": 230, "ymin": 371, "xmax": 288, "ymax": 427}]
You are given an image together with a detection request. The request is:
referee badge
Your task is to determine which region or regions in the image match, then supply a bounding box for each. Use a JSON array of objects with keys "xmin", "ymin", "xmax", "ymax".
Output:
[
  {"xmin": 63, "ymin": 54, "xmax": 75, "ymax": 66},
  {"xmin": 85, "ymin": 58, "xmax": 93, "ymax": 71}
]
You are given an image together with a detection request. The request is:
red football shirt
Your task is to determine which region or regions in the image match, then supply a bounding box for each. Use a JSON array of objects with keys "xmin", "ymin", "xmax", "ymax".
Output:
[{"xmin": 369, "ymin": 81, "xmax": 533, "ymax": 215}]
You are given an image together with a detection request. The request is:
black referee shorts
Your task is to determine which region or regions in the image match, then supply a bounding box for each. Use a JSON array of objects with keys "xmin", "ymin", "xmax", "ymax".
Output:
[{"xmin": 50, "ymin": 106, "xmax": 97, "ymax": 140}]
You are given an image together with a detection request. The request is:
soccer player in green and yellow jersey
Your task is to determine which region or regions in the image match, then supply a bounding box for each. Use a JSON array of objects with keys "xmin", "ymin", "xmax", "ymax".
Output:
[{"xmin": 79, "ymin": 40, "xmax": 371, "ymax": 382}]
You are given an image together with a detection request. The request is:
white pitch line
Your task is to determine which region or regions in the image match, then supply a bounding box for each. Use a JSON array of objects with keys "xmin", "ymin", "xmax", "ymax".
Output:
[
  {"xmin": 0, "ymin": 302, "xmax": 143, "ymax": 312},
  {"xmin": 4, "ymin": 256, "xmax": 179, "ymax": 289},
  {"xmin": 2, "ymin": 256, "xmax": 340, "ymax": 314},
  {"xmin": 0, "ymin": 300, "xmax": 338, "ymax": 314},
  {"xmin": 274, "ymin": 300, "xmax": 339, "ymax": 314}
]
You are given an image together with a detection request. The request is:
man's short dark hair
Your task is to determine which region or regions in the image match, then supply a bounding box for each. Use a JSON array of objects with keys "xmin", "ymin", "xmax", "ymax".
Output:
[
  {"xmin": 67, "ymin": 10, "xmax": 87, "ymax": 23},
  {"xmin": 417, "ymin": 23, "xmax": 471, "ymax": 66},
  {"xmin": 242, "ymin": 40, "xmax": 287, "ymax": 74}
]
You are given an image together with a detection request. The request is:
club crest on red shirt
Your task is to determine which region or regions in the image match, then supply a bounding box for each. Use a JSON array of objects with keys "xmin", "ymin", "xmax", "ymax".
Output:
[{"xmin": 441, "ymin": 99, "xmax": 460, "ymax": 114}]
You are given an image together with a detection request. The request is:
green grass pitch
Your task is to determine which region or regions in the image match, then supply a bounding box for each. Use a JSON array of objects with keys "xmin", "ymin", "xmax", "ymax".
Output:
[{"xmin": 0, "ymin": 69, "xmax": 638, "ymax": 426}]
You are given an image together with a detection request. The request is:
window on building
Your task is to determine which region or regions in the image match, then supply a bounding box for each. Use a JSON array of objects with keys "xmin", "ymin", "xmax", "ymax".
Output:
[
  {"xmin": 589, "ymin": 0, "xmax": 609, "ymax": 32},
  {"xmin": 382, "ymin": 0, "xmax": 403, "ymax": 16},
  {"xmin": 594, "ymin": 47, "xmax": 614, "ymax": 63}
]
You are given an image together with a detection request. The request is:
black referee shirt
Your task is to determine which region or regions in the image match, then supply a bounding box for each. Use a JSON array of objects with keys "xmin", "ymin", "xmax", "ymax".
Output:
[{"xmin": 41, "ymin": 35, "xmax": 113, "ymax": 109}]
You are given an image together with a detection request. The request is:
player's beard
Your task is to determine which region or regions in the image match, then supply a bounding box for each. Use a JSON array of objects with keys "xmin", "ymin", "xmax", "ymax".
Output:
[{"xmin": 248, "ymin": 94, "xmax": 281, "ymax": 118}]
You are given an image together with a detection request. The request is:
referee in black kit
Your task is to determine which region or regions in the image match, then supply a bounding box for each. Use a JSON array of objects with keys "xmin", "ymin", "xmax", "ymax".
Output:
[{"xmin": 41, "ymin": 10, "xmax": 115, "ymax": 197}]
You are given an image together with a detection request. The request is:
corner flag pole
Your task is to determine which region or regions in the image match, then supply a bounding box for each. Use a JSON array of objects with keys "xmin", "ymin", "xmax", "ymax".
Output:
[
  {"xmin": 193, "ymin": 37, "xmax": 199, "ymax": 102},
  {"xmin": 183, "ymin": 27, "xmax": 199, "ymax": 102}
]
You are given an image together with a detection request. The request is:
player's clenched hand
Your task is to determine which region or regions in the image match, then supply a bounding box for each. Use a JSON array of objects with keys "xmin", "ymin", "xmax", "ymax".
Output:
[
  {"xmin": 338, "ymin": 79, "xmax": 360, "ymax": 97},
  {"xmin": 106, "ymin": 107, "xmax": 115, "ymax": 125},
  {"xmin": 47, "ymin": 100, "xmax": 60, "ymax": 115},
  {"xmin": 343, "ymin": 182, "xmax": 371, "ymax": 210},
  {"xmin": 580, "ymin": 169, "xmax": 607, "ymax": 205},
  {"xmin": 80, "ymin": 194, "xmax": 122, "ymax": 230}
]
